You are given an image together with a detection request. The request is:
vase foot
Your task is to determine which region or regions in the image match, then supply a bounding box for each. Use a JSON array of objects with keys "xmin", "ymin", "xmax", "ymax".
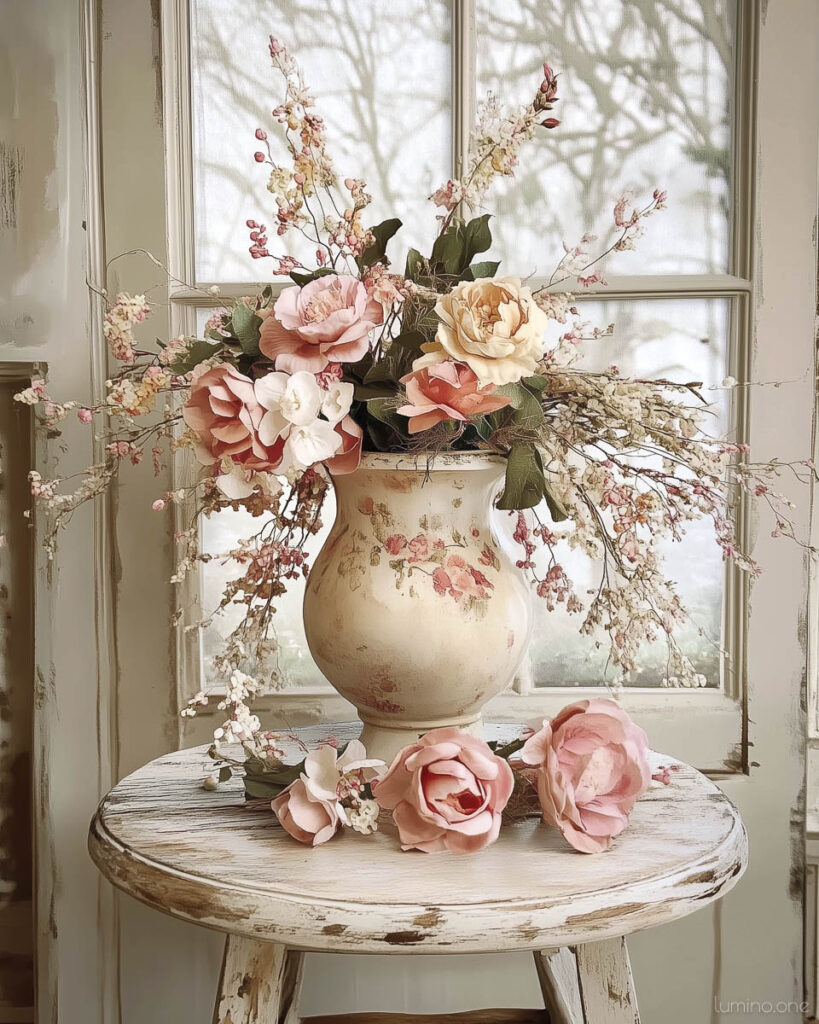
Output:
[{"xmin": 357, "ymin": 714, "xmax": 484, "ymax": 762}]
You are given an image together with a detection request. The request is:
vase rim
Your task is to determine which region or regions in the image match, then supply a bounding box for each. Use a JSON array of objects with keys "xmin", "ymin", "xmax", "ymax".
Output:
[{"xmin": 358, "ymin": 450, "xmax": 506, "ymax": 471}]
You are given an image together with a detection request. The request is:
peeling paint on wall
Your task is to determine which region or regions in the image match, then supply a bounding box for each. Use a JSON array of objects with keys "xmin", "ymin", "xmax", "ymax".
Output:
[{"xmin": 0, "ymin": 143, "xmax": 23, "ymax": 231}]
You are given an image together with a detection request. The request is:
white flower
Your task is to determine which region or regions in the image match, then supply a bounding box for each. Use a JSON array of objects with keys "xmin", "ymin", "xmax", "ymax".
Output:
[
  {"xmin": 721, "ymin": 376, "xmax": 738, "ymax": 388},
  {"xmin": 300, "ymin": 739, "xmax": 387, "ymax": 827},
  {"xmin": 282, "ymin": 418, "xmax": 342, "ymax": 470},
  {"xmin": 348, "ymin": 799, "xmax": 380, "ymax": 835},
  {"xmin": 320, "ymin": 380, "xmax": 354, "ymax": 425},
  {"xmin": 255, "ymin": 370, "xmax": 322, "ymax": 427}
]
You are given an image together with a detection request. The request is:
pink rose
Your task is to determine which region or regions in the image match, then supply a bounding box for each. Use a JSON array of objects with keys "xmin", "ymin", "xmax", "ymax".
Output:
[
  {"xmin": 324, "ymin": 414, "xmax": 363, "ymax": 476},
  {"xmin": 397, "ymin": 360, "xmax": 513, "ymax": 434},
  {"xmin": 182, "ymin": 364, "xmax": 284, "ymax": 472},
  {"xmin": 373, "ymin": 728, "xmax": 514, "ymax": 853},
  {"xmin": 520, "ymin": 699, "xmax": 651, "ymax": 854},
  {"xmin": 272, "ymin": 778, "xmax": 340, "ymax": 846},
  {"xmin": 259, "ymin": 274, "xmax": 383, "ymax": 373}
]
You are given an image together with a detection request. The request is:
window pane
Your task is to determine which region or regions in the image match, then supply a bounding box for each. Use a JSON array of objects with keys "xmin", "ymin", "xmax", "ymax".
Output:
[
  {"xmin": 496, "ymin": 297, "xmax": 730, "ymax": 687},
  {"xmin": 475, "ymin": 0, "xmax": 736, "ymax": 276},
  {"xmin": 190, "ymin": 0, "xmax": 451, "ymax": 283},
  {"xmin": 201, "ymin": 499, "xmax": 334, "ymax": 687}
]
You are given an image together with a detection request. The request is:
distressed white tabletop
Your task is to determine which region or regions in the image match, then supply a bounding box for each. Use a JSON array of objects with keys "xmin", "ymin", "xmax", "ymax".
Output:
[{"xmin": 89, "ymin": 723, "xmax": 748, "ymax": 955}]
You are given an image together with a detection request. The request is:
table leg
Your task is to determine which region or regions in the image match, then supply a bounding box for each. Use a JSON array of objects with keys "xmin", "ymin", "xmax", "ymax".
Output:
[
  {"xmin": 533, "ymin": 947, "xmax": 583, "ymax": 1023},
  {"xmin": 575, "ymin": 937, "xmax": 640, "ymax": 1024},
  {"xmin": 212, "ymin": 935, "xmax": 304, "ymax": 1024}
]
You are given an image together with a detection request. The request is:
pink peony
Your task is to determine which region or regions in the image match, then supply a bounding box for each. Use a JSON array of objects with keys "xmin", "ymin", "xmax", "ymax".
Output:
[
  {"xmin": 272, "ymin": 778, "xmax": 340, "ymax": 846},
  {"xmin": 520, "ymin": 699, "xmax": 651, "ymax": 854},
  {"xmin": 324, "ymin": 414, "xmax": 363, "ymax": 476},
  {"xmin": 397, "ymin": 360, "xmax": 513, "ymax": 434},
  {"xmin": 182, "ymin": 364, "xmax": 284, "ymax": 472},
  {"xmin": 259, "ymin": 274, "xmax": 383, "ymax": 373},
  {"xmin": 373, "ymin": 728, "xmax": 514, "ymax": 853}
]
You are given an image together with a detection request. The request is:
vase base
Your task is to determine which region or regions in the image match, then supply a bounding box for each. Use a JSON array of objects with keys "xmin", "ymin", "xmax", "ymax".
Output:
[{"xmin": 358, "ymin": 714, "xmax": 484, "ymax": 762}]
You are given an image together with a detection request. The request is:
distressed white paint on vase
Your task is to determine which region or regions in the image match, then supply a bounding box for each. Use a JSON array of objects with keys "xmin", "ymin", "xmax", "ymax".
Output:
[{"xmin": 303, "ymin": 452, "xmax": 533, "ymax": 760}]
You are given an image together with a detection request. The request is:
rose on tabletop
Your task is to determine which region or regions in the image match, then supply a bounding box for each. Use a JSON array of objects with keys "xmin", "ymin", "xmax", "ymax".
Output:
[
  {"xmin": 259, "ymin": 273, "xmax": 383, "ymax": 373},
  {"xmin": 373, "ymin": 728, "xmax": 514, "ymax": 853},
  {"xmin": 418, "ymin": 277, "xmax": 549, "ymax": 386},
  {"xmin": 272, "ymin": 739, "xmax": 387, "ymax": 846},
  {"xmin": 397, "ymin": 359, "xmax": 513, "ymax": 433},
  {"xmin": 519, "ymin": 699, "xmax": 651, "ymax": 854}
]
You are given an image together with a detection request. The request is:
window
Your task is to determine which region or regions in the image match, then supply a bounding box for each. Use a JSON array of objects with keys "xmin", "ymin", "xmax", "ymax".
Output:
[{"xmin": 165, "ymin": 0, "xmax": 756, "ymax": 766}]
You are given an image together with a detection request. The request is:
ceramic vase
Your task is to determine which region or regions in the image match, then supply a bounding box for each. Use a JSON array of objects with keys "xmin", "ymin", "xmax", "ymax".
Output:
[{"xmin": 303, "ymin": 452, "xmax": 533, "ymax": 761}]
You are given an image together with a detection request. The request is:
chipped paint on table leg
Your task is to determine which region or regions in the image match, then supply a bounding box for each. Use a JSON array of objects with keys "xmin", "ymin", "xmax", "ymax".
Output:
[
  {"xmin": 280, "ymin": 950, "xmax": 305, "ymax": 1024},
  {"xmin": 575, "ymin": 937, "xmax": 640, "ymax": 1023},
  {"xmin": 212, "ymin": 935, "xmax": 297, "ymax": 1024}
]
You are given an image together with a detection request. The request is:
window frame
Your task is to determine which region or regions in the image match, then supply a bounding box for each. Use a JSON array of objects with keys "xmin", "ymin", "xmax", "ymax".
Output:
[{"xmin": 162, "ymin": 0, "xmax": 760, "ymax": 773}]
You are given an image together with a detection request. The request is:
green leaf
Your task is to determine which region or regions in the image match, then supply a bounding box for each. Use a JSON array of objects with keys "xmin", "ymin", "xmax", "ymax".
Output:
[
  {"xmin": 365, "ymin": 330, "xmax": 427, "ymax": 384},
  {"xmin": 404, "ymin": 247, "xmax": 424, "ymax": 282},
  {"xmin": 359, "ymin": 218, "xmax": 402, "ymax": 270},
  {"xmin": 494, "ymin": 383, "xmax": 544, "ymax": 430},
  {"xmin": 353, "ymin": 381, "xmax": 397, "ymax": 401},
  {"xmin": 461, "ymin": 214, "xmax": 492, "ymax": 264},
  {"xmin": 496, "ymin": 444, "xmax": 547, "ymax": 510},
  {"xmin": 243, "ymin": 762, "xmax": 302, "ymax": 800},
  {"xmin": 462, "ymin": 260, "xmax": 500, "ymax": 281},
  {"xmin": 230, "ymin": 303, "xmax": 263, "ymax": 356},
  {"xmin": 367, "ymin": 397, "xmax": 409, "ymax": 439},
  {"xmin": 289, "ymin": 266, "xmax": 336, "ymax": 287},
  {"xmin": 169, "ymin": 339, "xmax": 222, "ymax": 374},
  {"xmin": 543, "ymin": 484, "xmax": 568, "ymax": 523},
  {"xmin": 522, "ymin": 374, "xmax": 548, "ymax": 395},
  {"xmin": 430, "ymin": 227, "xmax": 465, "ymax": 276}
]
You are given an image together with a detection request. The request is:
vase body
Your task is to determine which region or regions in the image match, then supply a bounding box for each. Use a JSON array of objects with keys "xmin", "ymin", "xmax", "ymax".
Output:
[{"xmin": 303, "ymin": 452, "xmax": 533, "ymax": 761}]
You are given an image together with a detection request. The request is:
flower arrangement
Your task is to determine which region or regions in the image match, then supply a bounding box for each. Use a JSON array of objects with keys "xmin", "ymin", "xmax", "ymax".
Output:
[{"xmin": 17, "ymin": 35, "xmax": 813, "ymax": 854}]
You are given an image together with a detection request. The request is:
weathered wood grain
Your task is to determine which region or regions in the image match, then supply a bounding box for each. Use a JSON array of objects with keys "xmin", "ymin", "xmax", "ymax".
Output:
[
  {"xmin": 575, "ymin": 938, "xmax": 640, "ymax": 1023},
  {"xmin": 88, "ymin": 725, "xmax": 747, "ymax": 955},
  {"xmin": 533, "ymin": 947, "xmax": 583, "ymax": 1023},
  {"xmin": 212, "ymin": 936, "xmax": 288, "ymax": 1024}
]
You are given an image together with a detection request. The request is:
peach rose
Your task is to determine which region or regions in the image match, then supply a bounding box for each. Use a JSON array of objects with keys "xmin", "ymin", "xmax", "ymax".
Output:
[
  {"xmin": 182, "ymin": 364, "xmax": 284, "ymax": 473},
  {"xmin": 260, "ymin": 274, "xmax": 383, "ymax": 373},
  {"xmin": 422, "ymin": 277, "xmax": 548, "ymax": 385},
  {"xmin": 397, "ymin": 359, "xmax": 512, "ymax": 434},
  {"xmin": 324, "ymin": 414, "xmax": 363, "ymax": 475},
  {"xmin": 373, "ymin": 728, "xmax": 514, "ymax": 853},
  {"xmin": 520, "ymin": 699, "xmax": 651, "ymax": 853}
]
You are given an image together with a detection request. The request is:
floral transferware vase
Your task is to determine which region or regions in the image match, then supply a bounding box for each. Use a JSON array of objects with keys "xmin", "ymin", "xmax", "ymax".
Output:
[{"xmin": 303, "ymin": 452, "xmax": 533, "ymax": 761}]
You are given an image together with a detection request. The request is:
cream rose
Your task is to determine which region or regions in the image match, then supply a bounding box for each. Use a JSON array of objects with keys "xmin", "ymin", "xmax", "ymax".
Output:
[{"xmin": 427, "ymin": 276, "xmax": 548, "ymax": 386}]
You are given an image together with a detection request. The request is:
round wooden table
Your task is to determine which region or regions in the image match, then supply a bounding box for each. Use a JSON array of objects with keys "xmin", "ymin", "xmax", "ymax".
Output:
[{"xmin": 89, "ymin": 723, "xmax": 747, "ymax": 1024}]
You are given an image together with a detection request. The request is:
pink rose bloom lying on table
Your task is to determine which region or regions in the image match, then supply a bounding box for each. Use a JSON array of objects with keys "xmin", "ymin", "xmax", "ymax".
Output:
[
  {"xmin": 373, "ymin": 728, "xmax": 514, "ymax": 853},
  {"xmin": 520, "ymin": 699, "xmax": 651, "ymax": 854}
]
